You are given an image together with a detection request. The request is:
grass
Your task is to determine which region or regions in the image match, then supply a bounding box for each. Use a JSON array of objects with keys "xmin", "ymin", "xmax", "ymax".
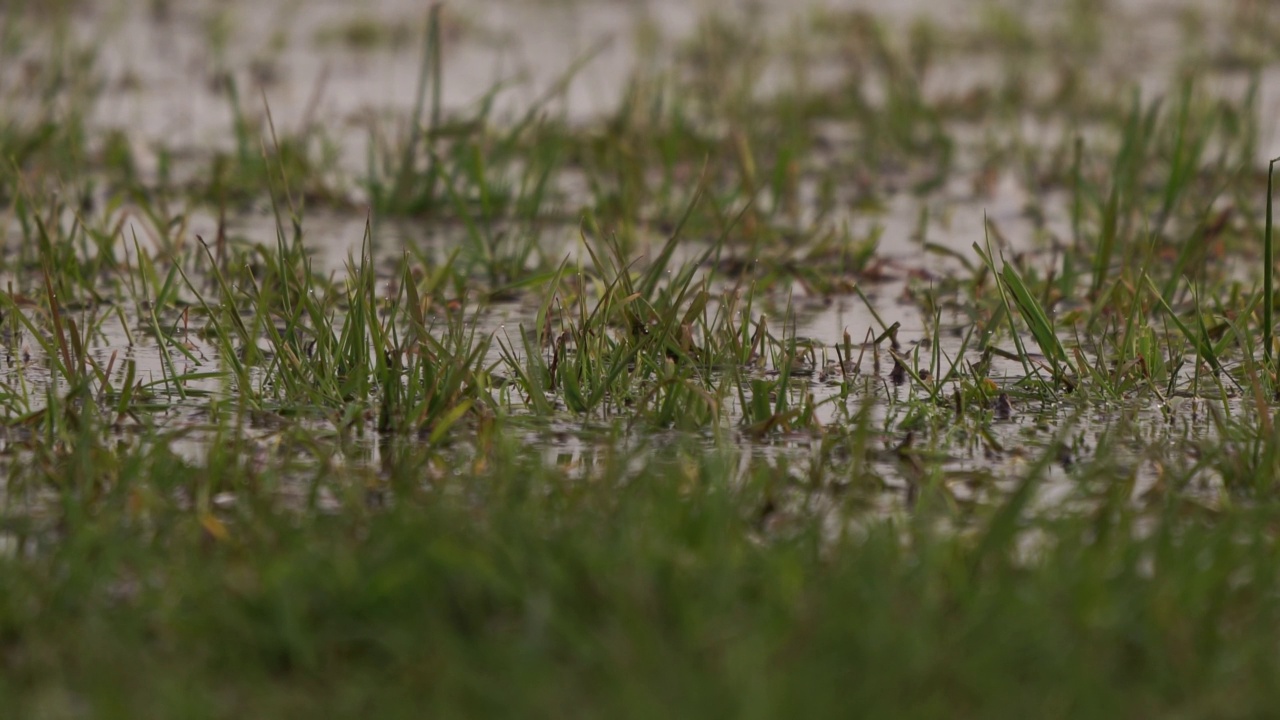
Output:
[
  {"xmin": 10, "ymin": 431, "xmax": 1280, "ymax": 718},
  {"xmin": 2, "ymin": 0, "xmax": 1280, "ymax": 717}
]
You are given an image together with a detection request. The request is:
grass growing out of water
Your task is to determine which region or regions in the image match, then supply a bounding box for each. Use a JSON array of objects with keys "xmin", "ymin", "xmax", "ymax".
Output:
[{"xmin": 7, "ymin": 0, "xmax": 1280, "ymax": 716}]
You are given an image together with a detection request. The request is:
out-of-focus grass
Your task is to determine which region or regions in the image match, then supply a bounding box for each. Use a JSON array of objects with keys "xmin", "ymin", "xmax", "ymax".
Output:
[{"xmin": 3, "ymin": 432, "xmax": 1280, "ymax": 718}]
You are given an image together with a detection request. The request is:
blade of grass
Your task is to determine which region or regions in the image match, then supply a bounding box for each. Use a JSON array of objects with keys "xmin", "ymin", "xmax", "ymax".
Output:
[{"xmin": 1266, "ymin": 157, "xmax": 1279, "ymax": 367}]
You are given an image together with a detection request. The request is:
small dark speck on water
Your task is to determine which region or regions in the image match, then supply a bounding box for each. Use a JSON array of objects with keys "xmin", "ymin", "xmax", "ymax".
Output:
[
  {"xmin": 1057, "ymin": 444, "xmax": 1074, "ymax": 470},
  {"xmin": 994, "ymin": 393, "xmax": 1014, "ymax": 420},
  {"xmin": 889, "ymin": 358, "xmax": 906, "ymax": 386}
]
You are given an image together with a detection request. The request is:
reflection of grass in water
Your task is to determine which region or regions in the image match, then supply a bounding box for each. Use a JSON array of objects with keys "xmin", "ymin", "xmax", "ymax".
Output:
[{"xmin": 3, "ymin": 0, "xmax": 1280, "ymax": 715}]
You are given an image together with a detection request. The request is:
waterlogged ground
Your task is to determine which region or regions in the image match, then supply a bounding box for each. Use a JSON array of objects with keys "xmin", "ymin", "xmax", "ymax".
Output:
[
  {"xmin": 0, "ymin": 0, "xmax": 1270, "ymax": 516},
  {"xmin": 10, "ymin": 3, "xmax": 1259, "ymax": 452},
  {"xmin": 6, "ymin": 0, "xmax": 1280, "ymax": 715}
]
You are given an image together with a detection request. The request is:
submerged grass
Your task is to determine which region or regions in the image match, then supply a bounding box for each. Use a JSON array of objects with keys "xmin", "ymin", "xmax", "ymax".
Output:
[{"xmin": 3, "ymin": 0, "xmax": 1280, "ymax": 716}]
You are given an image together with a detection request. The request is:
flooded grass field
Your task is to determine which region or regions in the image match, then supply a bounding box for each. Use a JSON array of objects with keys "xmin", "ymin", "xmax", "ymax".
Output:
[{"xmin": 7, "ymin": 0, "xmax": 1280, "ymax": 715}]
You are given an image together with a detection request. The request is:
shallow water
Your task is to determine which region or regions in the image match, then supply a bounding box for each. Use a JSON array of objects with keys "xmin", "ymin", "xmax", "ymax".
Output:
[{"xmin": 68, "ymin": 0, "xmax": 1278, "ymax": 184}]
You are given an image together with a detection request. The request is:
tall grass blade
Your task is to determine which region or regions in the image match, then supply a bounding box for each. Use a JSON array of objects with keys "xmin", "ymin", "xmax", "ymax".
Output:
[{"xmin": 1266, "ymin": 157, "xmax": 1279, "ymax": 366}]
